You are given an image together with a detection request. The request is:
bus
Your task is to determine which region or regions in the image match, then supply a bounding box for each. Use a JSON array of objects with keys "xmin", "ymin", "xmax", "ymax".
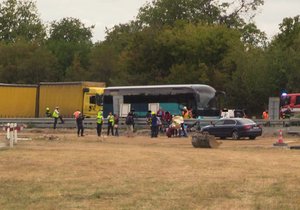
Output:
[{"xmin": 103, "ymin": 84, "xmax": 224, "ymax": 118}]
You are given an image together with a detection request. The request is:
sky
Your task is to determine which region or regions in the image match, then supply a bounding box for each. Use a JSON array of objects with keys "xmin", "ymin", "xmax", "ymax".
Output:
[{"xmin": 33, "ymin": 0, "xmax": 300, "ymax": 42}]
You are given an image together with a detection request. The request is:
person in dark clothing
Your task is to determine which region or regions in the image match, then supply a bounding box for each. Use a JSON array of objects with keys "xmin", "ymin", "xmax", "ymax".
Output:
[
  {"xmin": 76, "ymin": 113, "xmax": 84, "ymax": 137},
  {"xmin": 45, "ymin": 107, "xmax": 52, "ymax": 118},
  {"xmin": 146, "ymin": 110, "xmax": 152, "ymax": 126},
  {"xmin": 151, "ymin": 112, "xmax": 159, "ymax": 138},
  {"xmin": 125, "ymin": 112, "xmax": 134, "ymax": 137}
]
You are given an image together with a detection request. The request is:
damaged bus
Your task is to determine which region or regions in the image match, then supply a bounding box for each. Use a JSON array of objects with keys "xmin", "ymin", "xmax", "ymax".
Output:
[{"xmin": 103, "ymin": 84, "xmax": 224, "ymax": 118}]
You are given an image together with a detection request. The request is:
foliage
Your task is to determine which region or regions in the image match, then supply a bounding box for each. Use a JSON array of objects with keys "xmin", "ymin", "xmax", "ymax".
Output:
[
  {"xmin": 137, "ymin": 0, "xmax": 264, "ymax": 28},
  {"xmin": 48, "ymin": 17, "xmax": 94, "ymax": 43},
  {"xmin": 1, "ymin": 0, "xmax": 300, "ymax": 115},
  {"xmin": 0, "ymin": 0, "xmax": 46, "ymax": 42},
  {"xmin": 46, "ymin": 17, "xmax": 94, "ymax": 80},
  {"xmin": 0, "ymin": 40, "xmax": 59, "ymax": 83}
]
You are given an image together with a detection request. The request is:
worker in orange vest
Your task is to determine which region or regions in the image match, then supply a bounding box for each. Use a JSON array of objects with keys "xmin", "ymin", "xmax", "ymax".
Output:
[
  {"xmin": 182, "ymin": 106, "xmax": 190, "ymax": 119},
  {"xmin": 262, "ymin": 110, "xmax": 269, "ymax": 120}
]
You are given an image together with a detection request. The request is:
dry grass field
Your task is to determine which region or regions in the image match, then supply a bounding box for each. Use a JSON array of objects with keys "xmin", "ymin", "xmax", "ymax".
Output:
[{"xmin": 1, "ymin": 128, "xmax": 300, "ymax": 210}]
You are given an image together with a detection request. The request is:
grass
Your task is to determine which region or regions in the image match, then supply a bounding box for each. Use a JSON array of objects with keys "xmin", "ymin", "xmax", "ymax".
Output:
[{"xmin": 0, "ymin": 130, "xmax": 300, "ymax": 210}]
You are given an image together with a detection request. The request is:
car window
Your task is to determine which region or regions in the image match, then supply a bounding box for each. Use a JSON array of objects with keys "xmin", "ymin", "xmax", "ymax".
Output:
[
  {"xmin": 215, "ymin": 120, "xmax": 224, "ymax": 125},
  {"xmin": 224, "ymin": 120, "xmax": 236, "ymax": 125},
  {"xmin": 238, "ymin": 118, "xmax": 255, "ymax": 124}
]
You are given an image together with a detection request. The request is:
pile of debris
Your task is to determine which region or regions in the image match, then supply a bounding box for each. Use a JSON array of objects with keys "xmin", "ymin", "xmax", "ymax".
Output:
[{"xmin": 192, "ymin": 133, "xmax": 222, "ymax": 148}]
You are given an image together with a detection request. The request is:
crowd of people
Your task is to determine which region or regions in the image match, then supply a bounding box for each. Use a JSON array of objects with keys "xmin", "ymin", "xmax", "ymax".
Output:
[{"xmin": 45, "ymin": 106, "xmax": 193, "ymax": 138}]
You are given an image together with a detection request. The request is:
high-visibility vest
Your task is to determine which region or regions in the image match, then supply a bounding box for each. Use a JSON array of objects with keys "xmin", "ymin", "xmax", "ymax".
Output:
[
  {"xmin": 52, "ymin": 110, "xmax": 59, "ymax": 118},
  {"xmin": 108, "ymin": 114, "xmax": 114, "ymax": 125},
  {"xmin": 97, "ymin": 112, "xmax": 103, "ymax": 124}
]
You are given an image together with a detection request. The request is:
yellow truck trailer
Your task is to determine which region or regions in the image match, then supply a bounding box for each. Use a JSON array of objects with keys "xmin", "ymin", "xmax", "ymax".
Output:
[
  {"xmin": 0, "ymin": 83, "xmax": 38, "ymax": 118},
  {"xmin": 0, "ymin": 82, "xmax": 105, "ymax": 118},
  {"xmin": 38, "ymin": 82, "xmax": 105, "ymax": 118}
]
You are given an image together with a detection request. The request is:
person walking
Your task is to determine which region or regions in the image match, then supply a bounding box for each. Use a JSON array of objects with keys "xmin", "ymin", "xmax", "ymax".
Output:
[
  {"xmin": 76, "ymin": 113, "xmax": 85, "ymax": 137},
  {"xmin": 107, "ymin": 112, "xmax": 114, "ymax": 136},
  {"xmin": 52, "ymin": 106, "xmax": 64, "ymax": 129},
  {"xmin": 96, "ymin": 111, "xmax": 103, "ymax": 137},
  {"xmin": 114, "ymin": 114, "xmax": 119, "ymax": 136}
]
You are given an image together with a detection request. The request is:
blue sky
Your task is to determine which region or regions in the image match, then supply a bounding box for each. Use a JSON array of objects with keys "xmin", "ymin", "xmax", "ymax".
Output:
[{"xmin": 34, "ymin": 0, "xmax": 300, "ymax": 42}]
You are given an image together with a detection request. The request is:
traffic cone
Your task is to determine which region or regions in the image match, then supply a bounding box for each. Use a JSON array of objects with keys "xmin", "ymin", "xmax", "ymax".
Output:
[
  {"xmin": 273, "ymin": 129, "xmax": 288, "ymax": 146},
  {"xmin": 278, "ymin": 130, "xmax": 284, "ymax": 144}
]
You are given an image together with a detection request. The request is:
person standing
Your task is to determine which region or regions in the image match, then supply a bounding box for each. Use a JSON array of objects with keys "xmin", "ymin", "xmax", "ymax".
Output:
[
  {"xmin": 151, "ymin": 112, "xmax": 159, "ymax": 138},
  {"xmin": 45, "ymin": 107, "xmax": 52, "ymax": 118},
  {"xmin": 262, "ymin": 109, "xmax": 269, "ymax": 120},
  {"xmin": 114, "ymin": 114, "xmax": 119, "ymax": 136},
  {"xmin": 96, "ymin": 111, "xmax": 103, "ymax": 137},
  {"xmin": 52, "ymin": 106, "xmax": 64, "ymax": 129},
  {"xmin": 107, "ymin": 112, "xmax": 114, "ymax": 136},
  {"xmin": 262, "ymin": 109, "xmax": 270, "ymax": 126},
  {"xmin": 76, "ymin": 113, "xmax": 84, "ymax": 137},
  {"xmin": 125, "ymin": 111, "xmax": 134, "ymax": 137},
  {"xmin": 73, "ymin": 109, "xmax": 81, "ymax": 119},
  {"xmin": 182, "ymin": 106, "xmax": 189, "ymax": 119}
]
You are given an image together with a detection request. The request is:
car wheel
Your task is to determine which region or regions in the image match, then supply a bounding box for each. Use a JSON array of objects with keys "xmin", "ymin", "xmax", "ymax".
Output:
[
  {"xmin": 232, "ymin": 131, "xmax": 240, "ymax": 140},
  {"xmin": 249, "ymin": 136, "xmax": 256, "ymax": 140}
]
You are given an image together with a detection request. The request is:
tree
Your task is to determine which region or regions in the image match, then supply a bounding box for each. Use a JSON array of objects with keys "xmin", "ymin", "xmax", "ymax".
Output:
[
  {"xmin": 275, "ymin": 15, "xmax": 300, "ymax": 48},
  {"xmin": 0, "ymin": 40, "xmax": 59, "ymax": 83},
  {"xmin": 0, "ymin": 0, "xmax": 46, "ymax": 42},
  {"xmin": 46, "ymin": 17, "xmax": 94, "ymax": 80},
  {"xmin": 108, "ymin": 23, "xmax": 243, "ymax": 89},
  {"xmin": 137, "ymin": 0, "xmax": 264, "ymax": 28},
  {"xmin": 65, "ymin": 54, "xmax": 90, "ymax": 81},
  {"xmin": 48, "ymin": 17, "xmax": 94, "ymax": 44},
  {"xmin": 88, "ymin": 42, "xmax": 118, "ymax": 85},
  {"xmin": 266, "ymin": 16, "xmax": 300, "ymax": 94}
]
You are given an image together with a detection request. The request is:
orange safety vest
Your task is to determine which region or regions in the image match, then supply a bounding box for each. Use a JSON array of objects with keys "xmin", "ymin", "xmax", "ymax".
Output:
[
  {"xmin": 73, "ymin": 111, "xmax": 81, "ymax": 119},
  {"xmin": 182, "ymin": 110, "xmax": 189, "ymax": 119},
  {"xmin": 262, "ymin": 111, "xmax": 268, "ymax": 120}
]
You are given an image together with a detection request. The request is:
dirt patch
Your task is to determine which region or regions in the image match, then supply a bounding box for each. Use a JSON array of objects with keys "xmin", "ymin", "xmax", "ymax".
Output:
[{"xmin": 1, "ymin": 128, "xmax": 300, "ymax": 209}]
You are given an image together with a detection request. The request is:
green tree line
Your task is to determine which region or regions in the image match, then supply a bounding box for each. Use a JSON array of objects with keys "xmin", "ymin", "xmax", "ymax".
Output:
[{"xmin": 0, "ymin": 0, "xmax": 299, "ymax": 114}]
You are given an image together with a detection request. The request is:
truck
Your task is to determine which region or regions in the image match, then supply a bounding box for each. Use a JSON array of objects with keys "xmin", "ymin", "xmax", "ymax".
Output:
[
  {"xmin": 280, "ymin": 93, "xmax": 300, "ymax": 118},
  {"xmin": 0, "ymin": 83, "xmax": 38, "ymax": 118},
  {"xmin": 0, "ymin": 81, "xmax": 105, "ymax": 118}
]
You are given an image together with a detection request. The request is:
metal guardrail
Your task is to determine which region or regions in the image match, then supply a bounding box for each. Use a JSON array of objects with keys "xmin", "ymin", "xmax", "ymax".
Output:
[{"xmin": 1, "ymin": 118, "xmax": 300, "ymax": 129}]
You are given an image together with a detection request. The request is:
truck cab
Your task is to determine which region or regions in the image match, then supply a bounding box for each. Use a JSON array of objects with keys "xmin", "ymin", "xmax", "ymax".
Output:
[{"xmin": 83, "ymin": 87, "xmax": 104, "ymax": 117}]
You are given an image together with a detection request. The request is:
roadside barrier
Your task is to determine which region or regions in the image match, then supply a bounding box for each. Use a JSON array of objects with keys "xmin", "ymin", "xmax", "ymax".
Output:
[{"xmin": 0, "ymin": 118, "xmax": 300, "ymax": 130}]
